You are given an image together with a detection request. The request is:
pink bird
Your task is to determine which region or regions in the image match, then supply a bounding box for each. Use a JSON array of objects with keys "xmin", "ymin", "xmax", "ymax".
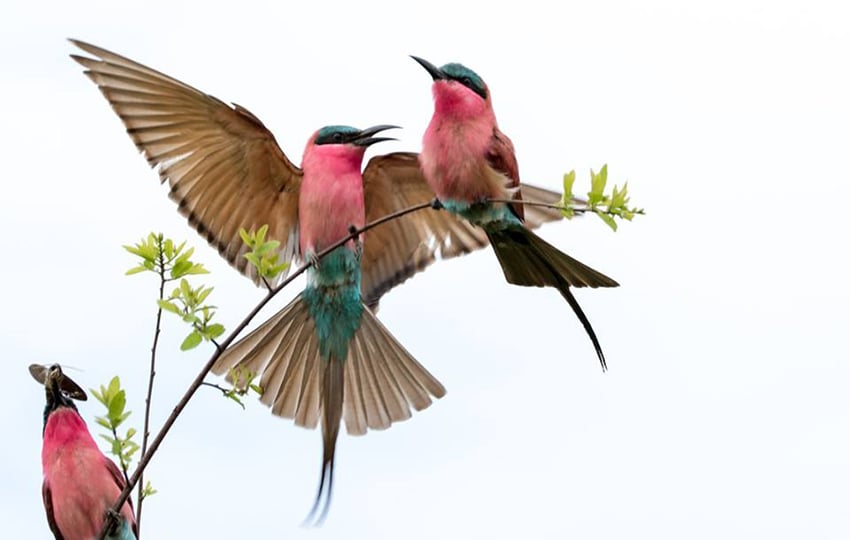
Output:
[
  {"xmin": 412, "ymin": 56, "xmax": 619, "ymax": 370},
  {"xmin": 31, "ymin": 364, "xmax": 137, "ymax": 540}
]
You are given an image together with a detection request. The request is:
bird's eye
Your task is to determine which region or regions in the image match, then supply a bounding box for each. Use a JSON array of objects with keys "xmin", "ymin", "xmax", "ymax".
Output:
[
  {"xmin": 332, "ymin": 132, "xmax": 344, "ymax": 143},
  {"xmin": 461, "ymin": 77, "xmax": 472, "ymax": 87}
]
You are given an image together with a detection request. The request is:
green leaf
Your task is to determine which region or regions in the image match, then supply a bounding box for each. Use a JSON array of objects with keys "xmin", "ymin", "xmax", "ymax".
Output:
[
  {"xmin": 181, "ymin": 331, "xmax": 203, "ymax": 351},
  {"xmin": 107, "ymin": 377, "xmax": 120, "ymax": 399},
  {"xmin": 244, "ymin": 253, "xmax": 261, "ymax": 268},
  {"xmin": 125, "ymin": 265, "xmax": 149, "ymax": 276},
  {"xmin": 255, "ymin": 240, "xmax": 280, "ymax": 256},
  {"xmin": 595, "ymin": 210, "xmax": 618, "ymax": 232},
  {"xmin": 157, "ymin": 300, "xmax": 181, "ymax": 315},
  {"xmin": 95, "ymin": 417, "xmax": 112, "ymax": 430},
  {"xmin": 225, "ymin": 392, "xmax": 247, "ymax": 409},
  {"xmin": 588, "ymin": 164, "xmax": 608, "ymax": 206},
  {"xmin": 256, "ymin": 224, "xmax": 269, "ymax": 244},
  {"xmin": 239, "ymin": 228, "xmax": 252, "ymax": 246},
  {"xmin": 183, "ymin": 263, "xmax": 209, "ymax": 276},
  {"xmin": 562, "ymin": 170, "xmax": 576, "ymax": 201},
  {"xmin": 108, "ymin": 391, "xmax": 126, "ymax": 422},
  {"xmin": 196, "ymin": 286, "xmax": 214, "ymax": 305},
  {"xmin": 179, "ymin": 278, "xmax": 192, "ymax": 299},
  {"xmin": 99, "ymin": 433, "xmax": 115, "ymax": 445},
  {"xmin": 206, "ymin": 323, "xmax": 225, "ymax": 339},
  {"xmin": 171, "ymin": 260, "xmax": 192, "ymax": 279},
  {"xmin": 90, "ymin": 387, "xmax": 105, "ymax": 405},
  {"xmin": 163, "ymin": 238, "xmax": 174, "ymax": 259}
]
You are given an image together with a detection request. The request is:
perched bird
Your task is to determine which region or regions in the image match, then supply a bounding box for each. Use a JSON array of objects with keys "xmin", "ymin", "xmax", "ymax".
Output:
[
  {"xmin": 31, "ymin": 363, "xmax": 137, "ymax": 540},
  {"xmin": 412, "ymin": 56, "xmax": 620, "ymax": 370},
  {"xmin": 213, "ymin": 124, "xmax": 448, "ymax": 522}
]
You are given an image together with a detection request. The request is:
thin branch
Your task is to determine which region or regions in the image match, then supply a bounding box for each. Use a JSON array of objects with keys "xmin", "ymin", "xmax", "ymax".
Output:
[
  {"xmin": 96, "ymin": 197, "xmax": 437, "ymax": 540},
  {"xmin": 487, "ymin": 198, "xmax": 645, "ymax": 217},
  {"xmin": 487, "ymin": 198, "xmax": 590, "ymax": 213},
  {"xmin": 200, "ymin": 381, "xmax": 232, "ymax": 394},
  {"xmin": 111, "ymin": 426, "xmax": 131, "ymax": 486},
  {"xmin": 134, "ymin": 239, "xmax": 166, "ymax": 537}
]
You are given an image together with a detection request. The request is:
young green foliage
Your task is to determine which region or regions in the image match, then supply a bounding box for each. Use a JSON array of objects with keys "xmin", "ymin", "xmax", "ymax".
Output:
[
  {"xmin": 158, "ymin": 280, "xmax": 225, "ymax": 350},
  {"xmin": 124, "ymin": 233, "xmax": 209, "ymax": 280},
  {"xmin": 202, "ymin": 366, "xmax": 264, "ymax": 409},
  {"xmin": 91, "ymin": 377, "xmax": 140, "ymax": 477},
  {"xmin": 559, "ymin": 164, "xmax": 645, "ymax": 231},
  {"xmin": 240, "ymin": 225, "xmax": 290, "ymax": 281},
  {"xmin": 126, "ymin": 232, "xmax": 224, "ymax": 351}
]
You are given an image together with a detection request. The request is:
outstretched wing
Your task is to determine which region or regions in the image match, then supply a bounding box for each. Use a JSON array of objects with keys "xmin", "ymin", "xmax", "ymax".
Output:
[
  {"xmin": 360, "ymin": 152, "xmax": 490, "ymax": 308},
  {"xmin": 70, "ymin": 40, "xmax": 303, "ymax": 285}
]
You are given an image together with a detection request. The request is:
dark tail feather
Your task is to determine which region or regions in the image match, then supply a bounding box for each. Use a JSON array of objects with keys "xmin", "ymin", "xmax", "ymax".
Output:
[
  {"xmin": 557, "ymin": 285, "xmax": 608, "ymax": 371},
  {"xmin": 486, "ymin": 225, "xmax": 617, "ymax": 370},
  {"xmin": 304, "ymin": 358, "xmax": 345, "ymax": 526}
]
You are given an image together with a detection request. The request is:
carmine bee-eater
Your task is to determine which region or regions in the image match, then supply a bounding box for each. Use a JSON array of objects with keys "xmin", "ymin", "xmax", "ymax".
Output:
[
  {"xmin": 30, "ymin": 363, "xmax": 137, "ymax": 540},
  {"xmin": 213, "ymin": 124, "xmax": 449, "ymax": 522},
  {"xmin": 411, "ymin": 56, "xmax": 620, "ymax": 370}
]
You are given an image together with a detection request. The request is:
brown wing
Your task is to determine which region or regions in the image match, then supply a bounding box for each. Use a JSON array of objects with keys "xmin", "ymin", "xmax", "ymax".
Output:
[
  {"xmin": 486, "ymin": 127, "xmax": 524, "ymax": 219},
  {"xmin": 103, "ymin": 457, "xmax": 139, "ymax": 538},
  {"xmin": 517, "ymin": 183, "xmax": 568, "ymax": 229},
  {"xmin": 42, "ymin": 482, "xmax": 65, "ymax": 540},
  {"xmin": 70, "ymin": 40, "xmax": 302, "ymax": 285},
  {"xmin": 360, "ymin": 152, "xmax": 489, "ymax": 308}
]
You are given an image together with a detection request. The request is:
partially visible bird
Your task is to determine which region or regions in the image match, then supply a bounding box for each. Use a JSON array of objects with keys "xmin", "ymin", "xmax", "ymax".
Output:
[
  {"xmin": 31, "ymin": 363, "xmax": 137, "ymax": 540},
  {"xmin": 411, "ymin": 56, "xmax": 620, "ymax": 370}
]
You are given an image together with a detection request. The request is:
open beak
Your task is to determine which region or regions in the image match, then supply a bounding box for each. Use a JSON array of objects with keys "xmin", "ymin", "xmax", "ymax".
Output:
[
  {"xmin": 352, "ymin": 124, "xmax": 400, "ymax": 147},
  {"xmin": 410, "ymin": 56, "xmax": 445, "ymax": 81}
]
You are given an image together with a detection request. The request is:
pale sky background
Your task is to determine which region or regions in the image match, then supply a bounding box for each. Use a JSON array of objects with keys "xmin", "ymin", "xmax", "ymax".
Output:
[{"xmin": 2, "ymin": 0, "xmax": 848, "ymax": 538}]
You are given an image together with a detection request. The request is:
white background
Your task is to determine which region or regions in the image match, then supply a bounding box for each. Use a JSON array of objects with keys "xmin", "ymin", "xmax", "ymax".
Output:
[{"xmin": 2, "ymin": 0, "xmax": 848, "ymax": 538}]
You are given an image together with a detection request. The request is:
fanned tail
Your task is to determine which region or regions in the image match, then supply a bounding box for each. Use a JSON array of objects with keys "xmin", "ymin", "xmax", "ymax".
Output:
[
  {"xmin": 211, "ymin": 295, "xmax": 445, "ymax": 523},
  {"xmin": 485, "ymin": 225, "xmax": 618, "ymax": 370}
]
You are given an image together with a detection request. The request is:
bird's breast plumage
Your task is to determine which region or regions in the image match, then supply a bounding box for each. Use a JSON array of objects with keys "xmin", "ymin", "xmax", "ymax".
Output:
[
  {"xmin": 298, "ymin": 165, "xmax": 366, "ymax": 255},
  {"xmin": 42, "ymin": 409, "xmax": 134, "ymax": 540}
]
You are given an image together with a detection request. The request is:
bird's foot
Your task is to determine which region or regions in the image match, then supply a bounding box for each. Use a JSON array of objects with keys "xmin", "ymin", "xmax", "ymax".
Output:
[
  {"xmin": 348, "ymin": 224, "xmax": 363, "ymax": 257},
  {"xmin": 104, "ymin": 508, "xmax": 122, "ymax": 536},
  {"xmin": 306, "ymin": 251, "xmax": 321, "ymax": 270},
  {"xmin": 430, "ymin": 197, "xmax": 444, "ymax": 210}
]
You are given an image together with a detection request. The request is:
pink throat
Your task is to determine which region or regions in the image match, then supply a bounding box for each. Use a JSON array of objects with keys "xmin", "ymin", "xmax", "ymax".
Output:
[
  {"xmin": 298, "ymin": 140, "xmax": 367, "ymax": 254},
  {"xmin": 42, "ymin": 408, "xmax": 97, "ymax": 462},
  {"xmin": 420, "ymin": 82, "xmax": 499, "ymax": 201},
  {"xmin": 432, "ymin": 80, "xmax": 491, "ymax": 120}
]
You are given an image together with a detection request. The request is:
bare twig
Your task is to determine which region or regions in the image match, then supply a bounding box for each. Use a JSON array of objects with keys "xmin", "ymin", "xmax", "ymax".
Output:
[
  {"xmin": 200, "ymin": 381, "xmax": 232, "ymax": 394},
  {"xmin": 487, "ymin": 198, "xmax": 589, "ymax": 213},
  {"xmin": 134, "ymin": 239, "xmax": 166, "ymax": 538},
  {"xmin": 96, "ymin": 198, "xmax": 436, "ymax": 540}
]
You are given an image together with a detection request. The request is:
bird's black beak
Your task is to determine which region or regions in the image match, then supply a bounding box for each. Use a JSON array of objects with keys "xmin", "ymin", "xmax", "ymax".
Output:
[
  {"xmin": 353, "ymin": 124, "xmax": 400, "ymax": 147},
  {"xmin": 410, "ymin": 56, "xmax": 445, "ymax": 81}
]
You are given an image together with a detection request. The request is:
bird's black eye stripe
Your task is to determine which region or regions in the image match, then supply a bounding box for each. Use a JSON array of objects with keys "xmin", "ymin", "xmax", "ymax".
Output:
[{"xmin": 332, "ymin": 132, "xmax": 344, "ymax": 143}]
